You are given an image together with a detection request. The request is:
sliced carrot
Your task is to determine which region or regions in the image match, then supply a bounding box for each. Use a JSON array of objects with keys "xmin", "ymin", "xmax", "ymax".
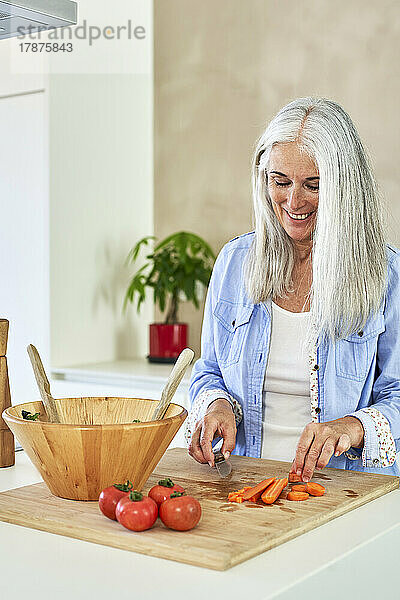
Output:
[
  {"xmin": 227, "ymin": 486, "xmax": 253, "ymax": 502},
  {"xmin": 288, "ymin": 473, "xmax": 303, "ymax": 483},
  {"xmin": 261, "ymin": 477, "xmax": 288, "ymax": 505},
  {"xmin": 247, "ymin": 491, "xmax": 265, "ymax": 502},
  {"xmin": 291, "ymin": 484, "xmax": 307, "ymax": 492},
  {"xmin": 287, "ymin": 491, "xmax": 309, "ymax": 501},
  {"xmin": 305, "ymin": 482, "xmax": 325, "ymax": 497},
  {"xmin": 241, "ymin": 478, "xmax": 276, "ymax": 501}
]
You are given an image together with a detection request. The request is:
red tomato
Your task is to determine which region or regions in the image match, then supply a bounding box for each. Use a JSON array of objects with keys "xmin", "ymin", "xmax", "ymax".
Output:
[
  {"xmin": 99, "ymin": 481, "xmax": 133, "ymax": 520},
  {"xmin": 159, "ymin": 492, "xmax": 201, "ymax": 531},
  {"xmin": 148, "ymin": 477, "xmax": 185, "ymax": 507},
  {"xmin": 116, "ymin": 491, "xmax": 158, "ymax": 531}
]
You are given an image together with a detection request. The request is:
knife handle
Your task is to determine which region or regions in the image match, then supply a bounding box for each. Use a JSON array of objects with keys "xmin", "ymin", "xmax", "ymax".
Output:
[{"xmin": 213, "ymin": 450, "xmax": 225, "ymax": 463}]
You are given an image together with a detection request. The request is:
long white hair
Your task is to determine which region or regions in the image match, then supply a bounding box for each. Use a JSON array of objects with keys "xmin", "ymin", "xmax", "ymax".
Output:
[{"xmin": 245, "ymin": 97, "xmax": 387, "ymax": 346}]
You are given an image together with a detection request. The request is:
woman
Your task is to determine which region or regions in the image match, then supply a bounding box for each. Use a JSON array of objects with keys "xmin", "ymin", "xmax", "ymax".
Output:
[{"xmin": 185, "ymin": 97, "xmax": 399, "ymax": 480}]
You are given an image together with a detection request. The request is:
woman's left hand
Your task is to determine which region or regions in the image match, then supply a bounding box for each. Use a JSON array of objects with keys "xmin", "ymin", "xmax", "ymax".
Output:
[{"xmin": 290, "ymin": 416, "xmax": 365, "ymax": 482}]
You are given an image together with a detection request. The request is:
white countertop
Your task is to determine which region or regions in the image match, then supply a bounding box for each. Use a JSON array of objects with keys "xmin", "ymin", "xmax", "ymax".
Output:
[
  {"xmin": 51, "ymin": 359, "xmax": 193, "ymax": 393},
  {"xmin": 0, "ymin": 452, "xmax": 399, "ymax": 600}
]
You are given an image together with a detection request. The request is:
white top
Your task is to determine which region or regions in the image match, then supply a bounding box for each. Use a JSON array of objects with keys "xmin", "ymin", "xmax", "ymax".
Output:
[{"xmin": 261, "ymin": 301, "xmax": 311, "ymax": 462}]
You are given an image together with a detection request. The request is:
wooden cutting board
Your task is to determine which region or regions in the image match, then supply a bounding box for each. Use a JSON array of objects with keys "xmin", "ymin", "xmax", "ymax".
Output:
[{"xmin": 0, "ymin": 448, "xmax": 398, "ymax": 570}]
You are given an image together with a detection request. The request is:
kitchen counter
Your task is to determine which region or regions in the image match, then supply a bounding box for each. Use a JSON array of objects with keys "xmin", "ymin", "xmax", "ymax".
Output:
[
  {"xmin": 0, "ymin": 452, "xmax": 399, "ymax": 600},
  {"xmin": 51, "ymin": 359, "xmax": 193, "ymax": 395}
]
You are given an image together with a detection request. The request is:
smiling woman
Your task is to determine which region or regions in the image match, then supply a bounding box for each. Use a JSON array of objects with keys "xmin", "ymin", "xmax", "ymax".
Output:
[
  {"xmin": 268, "ymin": 146, "xmax": 318, "ymax": 233},
  {"xmin": 266, "ymin": 143, "xmax": 319, "ymax": 313},
  {"xmin": 185, "ymin": 97, "xmax": 400, "ymax": 481}
]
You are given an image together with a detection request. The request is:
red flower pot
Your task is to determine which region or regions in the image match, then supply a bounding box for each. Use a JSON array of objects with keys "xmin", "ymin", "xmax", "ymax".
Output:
[{"xmin": 148, "ymin": 323, "xmax": 188, "ymax": 363}]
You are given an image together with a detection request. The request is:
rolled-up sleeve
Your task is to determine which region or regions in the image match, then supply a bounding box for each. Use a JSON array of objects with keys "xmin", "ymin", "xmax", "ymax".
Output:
[
  {"xmin": 185, "ymin": 248, "xmax": 243, "ymax": 446},
  {"xmin": 184, "ymin": 389, "xmax": 243, "ymax": 446},
  {"xmin": 344, "ymin": 407, "xmax": 396, "ymax": 467},
  {"xmin": 345, "ymin": 251, "xmax": 400, "ymax": 468}
]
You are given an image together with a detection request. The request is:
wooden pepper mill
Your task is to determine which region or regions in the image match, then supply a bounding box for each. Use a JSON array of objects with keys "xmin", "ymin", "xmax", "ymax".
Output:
[{"xmin": 0, "ymin": 319, "xmax": 15, "ymax": 467}]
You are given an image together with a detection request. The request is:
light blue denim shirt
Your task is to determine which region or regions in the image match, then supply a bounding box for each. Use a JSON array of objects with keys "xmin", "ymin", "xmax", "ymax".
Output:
[{"xmin": 188, "ymin": 232, "xmax": 400, "ymax": 476}]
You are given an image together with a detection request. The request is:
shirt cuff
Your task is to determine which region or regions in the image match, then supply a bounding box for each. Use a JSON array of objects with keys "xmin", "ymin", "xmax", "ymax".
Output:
[
  {"xmin": 344, "ymin": 407, "xmax": 397, "ymax": 468},
  {"xmin": 184, "ymin": 389, "xmax": 243, "ymax": 446}
]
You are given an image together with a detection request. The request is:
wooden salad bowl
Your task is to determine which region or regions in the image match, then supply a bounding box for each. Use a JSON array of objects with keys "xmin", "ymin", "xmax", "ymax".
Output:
[{"xmin": 2, "ymin": 396, "xmax": 187, "ymax": 501}]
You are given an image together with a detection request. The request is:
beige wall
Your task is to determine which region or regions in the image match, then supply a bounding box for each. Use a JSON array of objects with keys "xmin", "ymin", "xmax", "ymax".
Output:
[{"xmin": 154, "ymin": 0, "xmax": 400, "ymax": 356}]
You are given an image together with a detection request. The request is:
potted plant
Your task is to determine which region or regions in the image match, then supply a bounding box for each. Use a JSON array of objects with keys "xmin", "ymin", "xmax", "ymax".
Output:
[{"xmin": 124, "ymin": 231, "xmax": 215, "ymax": 363}]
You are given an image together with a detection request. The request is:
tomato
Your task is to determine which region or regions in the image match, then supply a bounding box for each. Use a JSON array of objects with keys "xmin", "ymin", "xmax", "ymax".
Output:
[
  {"xmin": 99, "ymin": 481, "xmax": 133, "ymax": 520},
  {"xmin": 148, "ymin": 477, "xmax": 185, "ymax": 507},
  {"xmin": 159, "ymin": 491, "xmax": 201, "ymax": 531},
  {"xmin": 116, "ymin": 491, "xmax": 158, "ymax": 531}
]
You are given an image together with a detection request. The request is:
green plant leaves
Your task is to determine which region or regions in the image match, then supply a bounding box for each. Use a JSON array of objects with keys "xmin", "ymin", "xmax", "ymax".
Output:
[
  {"xmin": 123, "ymin": 231, "xmax": 216, "ymax": 323},
  {"xmin": 125, "ymin": 235, "xmax": 156, "ymax": 266}
]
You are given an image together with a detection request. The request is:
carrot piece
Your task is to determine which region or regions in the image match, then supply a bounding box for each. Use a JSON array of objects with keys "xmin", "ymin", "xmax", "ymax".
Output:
[
  {"xmin": 228, "ymin": 486, "xmax": 253, "ymax": 503},
  {"xmin": 261, "ymin": 477, "xmax": 288, "ymax": 504},
  {"xmin": 288, "ymin": 473, "xmax": 303, "ymax": 482},
  {"xmin": 247, "ymin": 491, "xmax": 264, "ymax": 502},
  {"xmin": 287, "ymin": 491, "xmax": 309, "ymax": 501},
  {"xmin": 241, "ymin": 478, "xmax": 276, "ymax": 501},
  {"xmin": 291, "ymin": 484, "xmax": 307, "ymax": 492},
  {"xmin": 305, "ymin": 482, "xmax": 325, "ymax": 496}
]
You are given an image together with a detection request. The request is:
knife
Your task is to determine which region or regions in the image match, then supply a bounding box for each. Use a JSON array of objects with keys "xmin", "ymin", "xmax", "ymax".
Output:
[{"xmin": 213, "ymin": 449, "xmax": 232, "ymax": 478}]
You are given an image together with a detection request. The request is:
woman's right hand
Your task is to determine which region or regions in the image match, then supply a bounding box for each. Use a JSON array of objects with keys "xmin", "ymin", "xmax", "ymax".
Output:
[{"xmin": 188, "ymin": 398, "xmax": 237, "ymax": 467}]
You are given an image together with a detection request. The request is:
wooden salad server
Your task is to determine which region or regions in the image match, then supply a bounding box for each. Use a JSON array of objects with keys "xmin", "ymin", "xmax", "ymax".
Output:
[
  {"xmin": 151, "ymin": 347, "xmax": 194, "ymax": 421},
  {"xmin": 27, "ymin": 344, "xmax": 60, "ymax": 423}
]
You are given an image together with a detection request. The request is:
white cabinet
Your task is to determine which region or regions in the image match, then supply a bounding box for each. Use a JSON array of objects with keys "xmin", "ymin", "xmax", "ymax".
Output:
[
  {"xmin": 0, "ymin": 0, "xmax": 154, "ymax": 409},
  {"xmin": 0, "ymin": 90, "xmax": 49, "ymax": 406},
  {"xmin": 0, "ymin": 39, "xmax": 46, "ymax": 97}
]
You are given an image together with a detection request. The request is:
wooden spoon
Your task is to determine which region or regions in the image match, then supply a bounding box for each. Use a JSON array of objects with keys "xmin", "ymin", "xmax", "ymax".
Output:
[
  {"xmin": 27, "ymin": 344, "xmax": 60, "ymax": 423},
  {"xmin": 151, "ymin": 348, "xmax": 194, "ymax": 420}
]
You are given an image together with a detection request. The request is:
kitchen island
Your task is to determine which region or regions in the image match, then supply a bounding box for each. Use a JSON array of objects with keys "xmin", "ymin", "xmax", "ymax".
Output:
[{"xmin": 0, "ymin": 451, "xmax": 399, "ymax": 600}]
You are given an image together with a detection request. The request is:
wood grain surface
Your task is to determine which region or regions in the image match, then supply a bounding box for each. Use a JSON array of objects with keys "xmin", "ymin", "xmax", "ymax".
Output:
[
  {"xmin": 26, "ymin": 344, "xmax": 60, "ymax": 423},
  {"xmin": 0, "ymin": 320, "xmax": 9, "ymax": 357},
  {"xmin": 0, "ymin": 319, "xmax": 14, "ymax": 468},
  {"xmin": 0, "ymin": 448, "xmax": 398, "ymax": 570}
]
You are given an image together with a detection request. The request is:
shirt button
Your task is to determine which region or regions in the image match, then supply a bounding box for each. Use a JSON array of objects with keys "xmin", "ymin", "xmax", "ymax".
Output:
[
  {"xmin": 313, "ymin": 364, "xmax": 319, "ymax": 371},
  {"xmin": 315, "ymin": 407, "xmax": 321, "ymax": 414},
  {"xmin": 232, "ymin": 320, "xmax": 236, "ymax": 327},
  {"xmin": 357, "ymin": 331, "xmax": 364, "ymax": 337}
]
